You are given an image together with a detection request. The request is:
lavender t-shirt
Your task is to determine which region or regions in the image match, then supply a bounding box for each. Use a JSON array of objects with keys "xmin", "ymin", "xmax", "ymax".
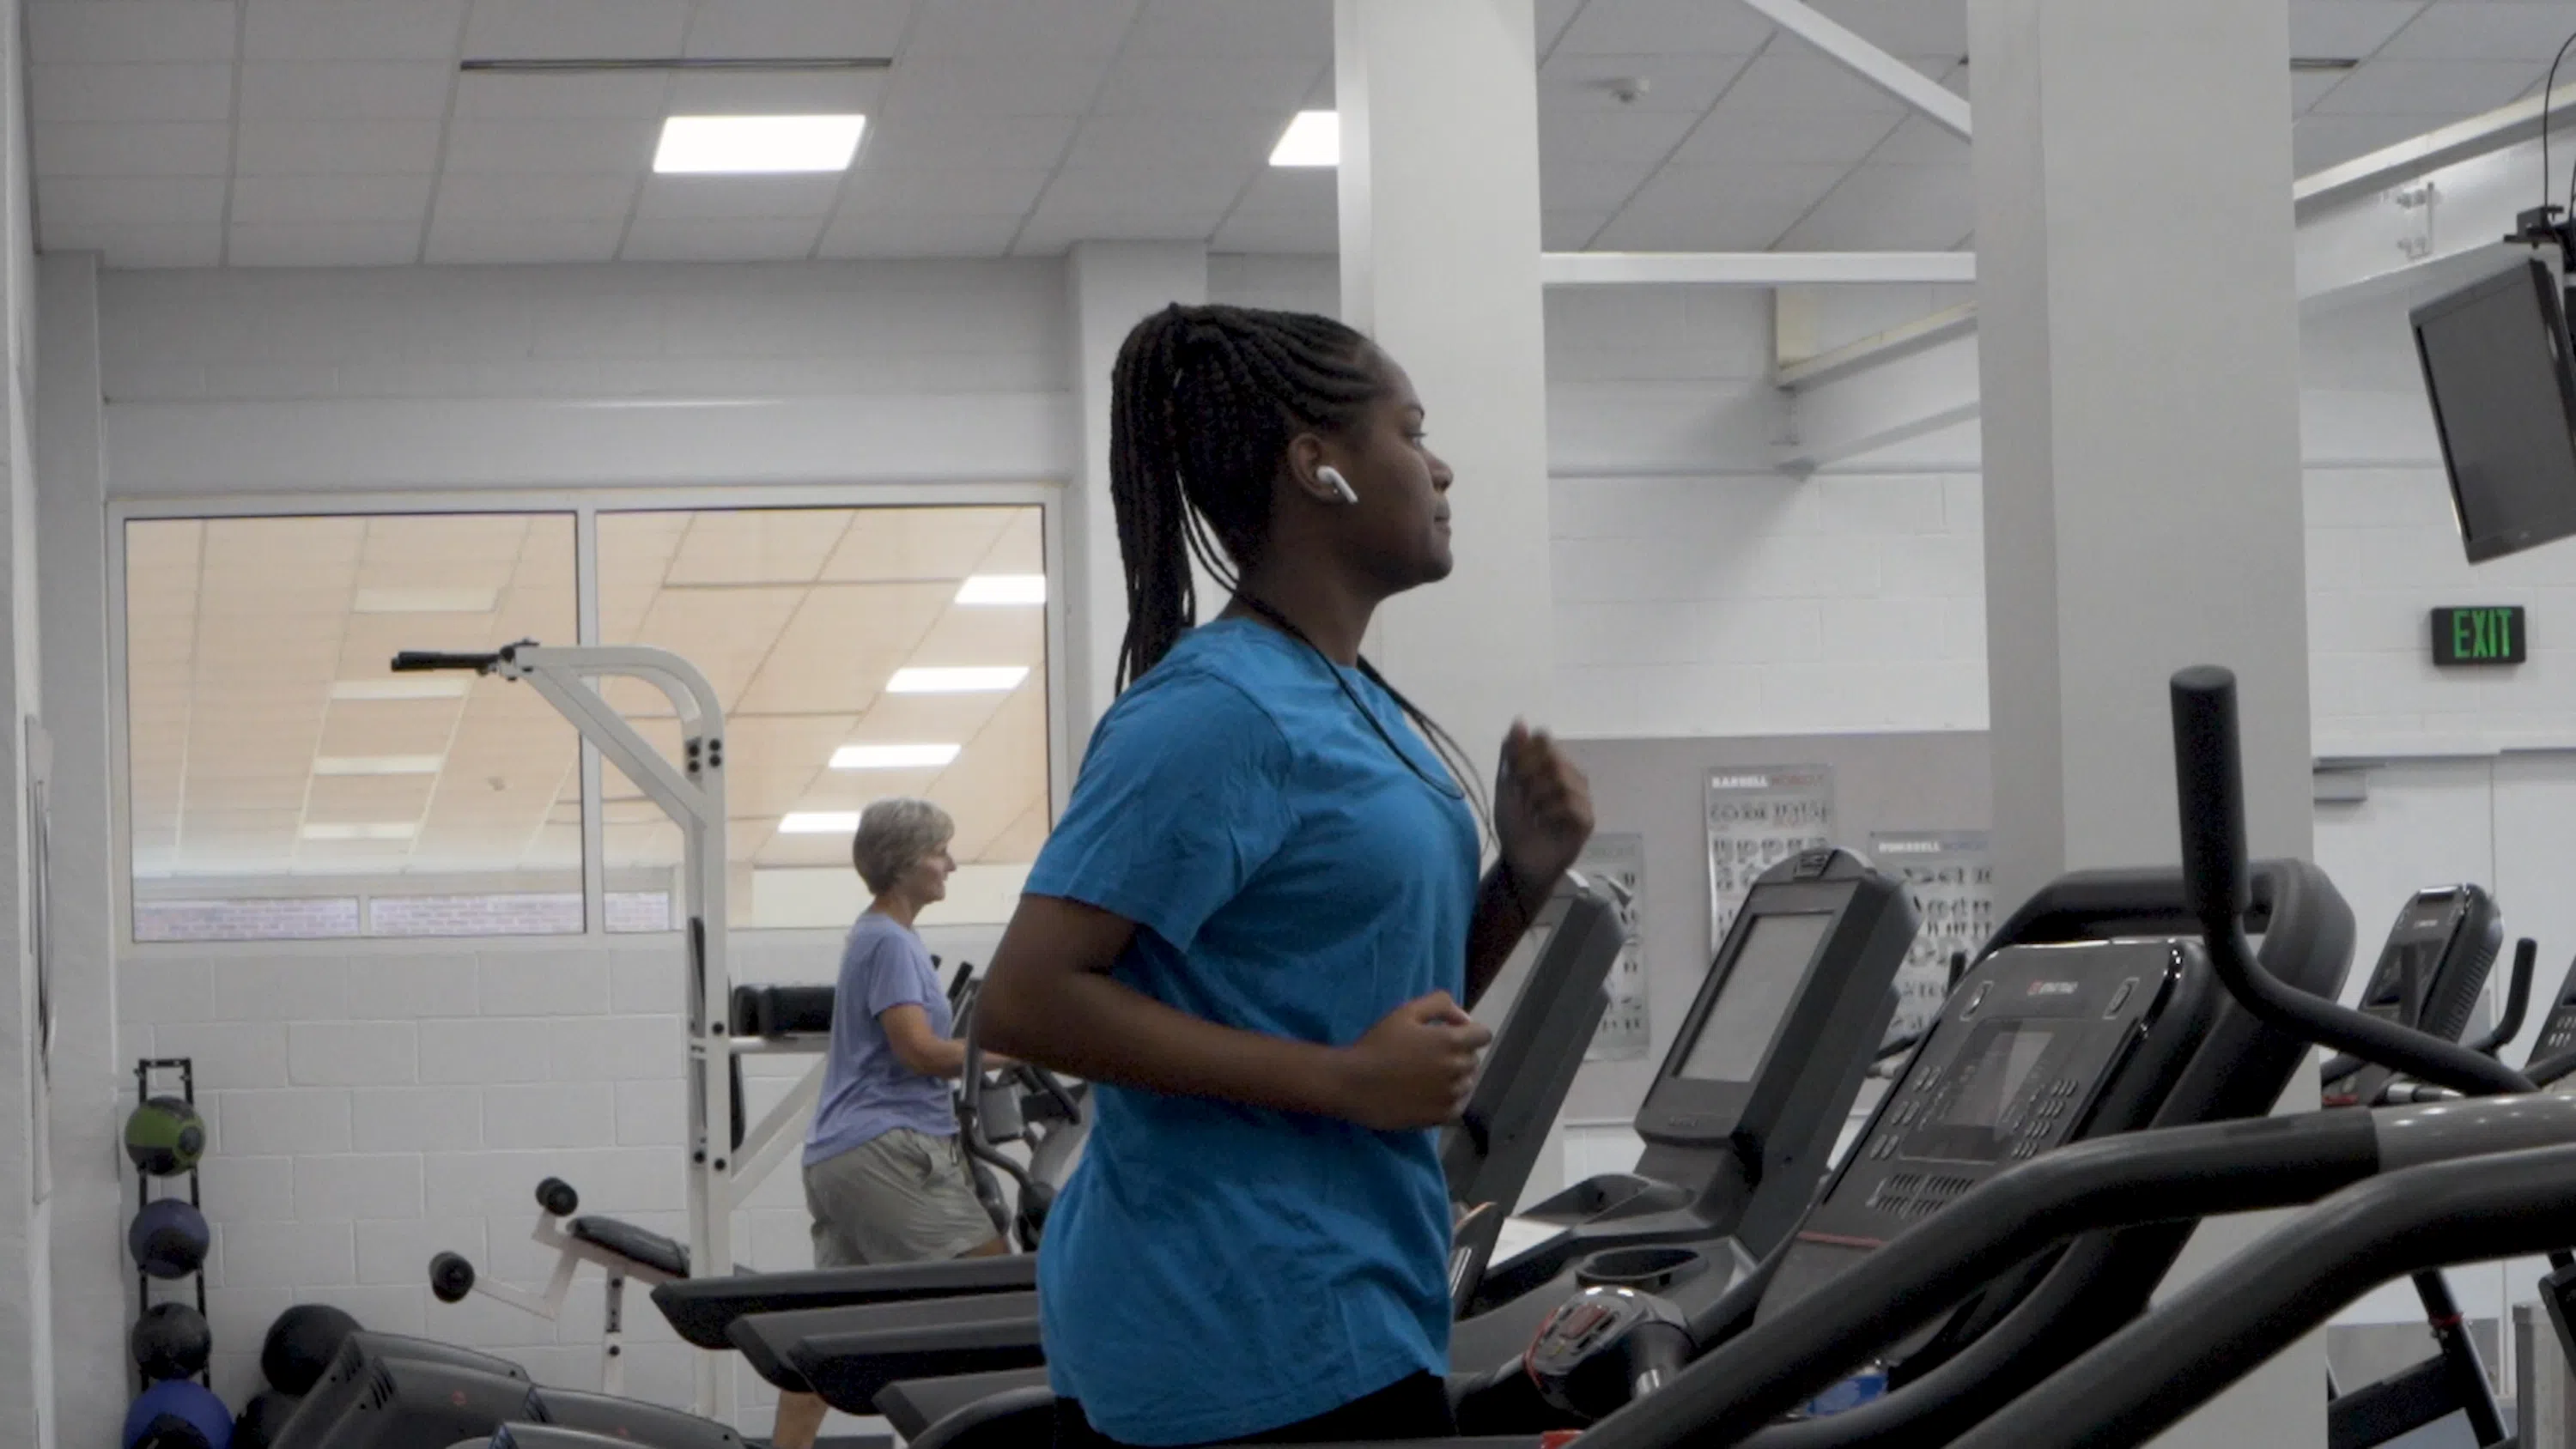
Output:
[{"xmin": 804, "ymin": 912, "xmax": 957, "ymax": 1167}]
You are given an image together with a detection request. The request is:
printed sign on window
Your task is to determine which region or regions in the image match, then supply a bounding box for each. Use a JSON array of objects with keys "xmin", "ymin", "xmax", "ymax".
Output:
[
  {"xmin": 1577, "ymin": 834, "xmax": 1648, "ymax": 1062},
  {"xmin": 1705, "ymin": 767, "xmax": 1833, "ymax": 953},
  {"xmin": 1868, "ymin": 830, "xmax": 1993, "ymax": 1042}
]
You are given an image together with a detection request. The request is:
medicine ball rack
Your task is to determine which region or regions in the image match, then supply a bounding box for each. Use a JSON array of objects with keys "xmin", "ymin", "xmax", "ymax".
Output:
[
  {"xmin": 390, "ymin": 642, "xmax": 823, "ymax": 1425},
  {"xmin": 131, "ymin": 1055, "xmax": 208, "ymax": 1392}
]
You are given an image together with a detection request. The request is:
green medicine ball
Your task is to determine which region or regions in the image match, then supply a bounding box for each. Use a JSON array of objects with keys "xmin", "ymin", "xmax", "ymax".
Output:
[{"xmin": 125, "ymin": 1098, "xmax": 207, "ymax": 1177}]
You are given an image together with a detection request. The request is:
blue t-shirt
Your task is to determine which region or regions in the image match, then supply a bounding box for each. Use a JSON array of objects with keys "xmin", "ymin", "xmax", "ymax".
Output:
[
  {"xmin": 805, "ymin": 912, "xmax": 957, "ymax": 1167},
  {"xmin": 1025, "ymin": 619, "xmax": 1480, "ymax": 1446}
]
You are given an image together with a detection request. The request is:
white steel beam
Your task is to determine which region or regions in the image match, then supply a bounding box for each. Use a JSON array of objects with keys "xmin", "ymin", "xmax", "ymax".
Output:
[
  {"xmin": 1540, "ymin": 251, "xmax": 1974, "ymax": 286},
  {"xmin": 1735, "ymin": 0, "xmax": 1972, "ymax": 140},
  {"xmin": 1782, "ymin": 83, "xmax": 2576, "ymax": 467}
]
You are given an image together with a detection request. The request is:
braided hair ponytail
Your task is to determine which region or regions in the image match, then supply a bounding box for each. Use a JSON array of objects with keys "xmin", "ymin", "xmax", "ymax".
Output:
[{"xmin": 1104, "ymin": 303, "xmax": 1492, "ymax": 836}]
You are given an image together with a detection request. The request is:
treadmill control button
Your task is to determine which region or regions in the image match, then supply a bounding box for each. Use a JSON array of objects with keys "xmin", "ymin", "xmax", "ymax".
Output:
[
  {"xmin": 2105, "ymin": 979, "xmax": 2136, "ymax": 1016},
  {"xmin": 1961, "ymin": 984, "xmax": 1992, "ymax": 1018}
]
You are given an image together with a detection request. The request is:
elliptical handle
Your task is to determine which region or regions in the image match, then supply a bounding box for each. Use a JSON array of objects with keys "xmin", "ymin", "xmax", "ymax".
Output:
[
  {"xmin": 2170, "ymin": 666, "xmax": 2250, "ymax": 937},
  {"xmin": 2168, "ymin": 668, "xmax": 2532, "ymax": 1098},
  {"xmin": 2467, "ymin": 938, "xmax": 2539, "ymax": 1058}
]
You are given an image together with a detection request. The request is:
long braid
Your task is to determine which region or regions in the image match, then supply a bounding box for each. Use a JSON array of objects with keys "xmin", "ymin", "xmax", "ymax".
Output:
[{"xmin": 1104, "ymin": 303, "xmax": 1496, "ymax": 841}]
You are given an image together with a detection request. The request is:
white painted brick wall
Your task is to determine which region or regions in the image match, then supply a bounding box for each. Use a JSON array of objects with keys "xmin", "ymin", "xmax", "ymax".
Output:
[{"xmin": 288, "ymin": 1021, "xmax": 420, "ymax": 1086}]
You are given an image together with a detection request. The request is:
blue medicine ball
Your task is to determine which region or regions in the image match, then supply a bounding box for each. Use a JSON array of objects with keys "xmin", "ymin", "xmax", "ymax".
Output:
[
  {"xmin": 128, "ymin": 1199, "xmax": 211, "ymax": 1280},
  {"xmin": 123, "ymin": 1379, "xmax": 231, "ymax": 1449}
]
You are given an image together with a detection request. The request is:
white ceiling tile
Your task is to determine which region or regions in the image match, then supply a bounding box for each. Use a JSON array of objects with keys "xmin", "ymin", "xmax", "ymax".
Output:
[
  {"xmin": 33, "ymin": 121, "xmax": 233, "ymax": 178},
  {"xmin": 1226, "ymin": 166, "xmax": 1333, "ymax": 215},
  {"xmin": 1536, "ymin": 0, "xmax": 1587, "ymax": 54},
  {"xmin": 1776, "ymin": 163, "xmax": 1971, "ymax": 250},
  {"xmin": 240, "ymin": 61, "xmax": 455, "ymax": 120},
  {"xmin": 2293, "ymin": 110, "xmax": 2454, "ymax": 173},
  {"xmin": 902, "ymin": 0, "xmax": 1139, "ymax": 58},
  {"xmin": 1868, "ymin": 114, "xmax": 1969, "ymax": 167},
  {"xmin": 1669, "ymin": 107, "xmax": 1905, "ymax": 168},
  {"xmin": 633, "ymin": 173, "xmax": 845, "ymax": 221},
  {"xmin": 620, "ymin": 214, "xmax": 825, "ymax": 260},
  {"xmin": 229, "ymin": 221, "xmax": 424, "ymax": 265},
  {"xmin": 1540, "ymin": 107, "xmax": 1698, "ymax": 167},
  {"xmin": 236, "ymin": 118, "xmax": 445, "ymax": 174},
  {"xmin": 445, "ymin": 118, "xmax": 656, "ymax": 172},
  {"xmin": 244, "ymin": 0, "xmax": 470, "ymax": 61},
  {"xmin": 1540, "ymin": 150, "xmax": 1660, "ymax": 211},
  {"xmin": 1065, "ymin": 109, "xmax": 1279, "ymax": 172},
  {"xmin": 2310, "ymin": 58, "xmax": 2541, "ymax": 114},
  {"xmin": 1033, "ymin": 165, "xmax": 1249, "ymax": 215},
  {"xmin": 1718, "ymin": 53, "xmax": 1919, "ymax": 113},
  {"xmin": 1553, "ymin": 0, "xmax": 1776, "ymax": 58},
  {"xmin": 2378, "ymin": 4, "xmax": 2576, "ymax": 63},
  {"xmin": 1124, "ymin": 0, "xmax": 1329, "ymax": 58},
  {"xmin": 2288, "ymin": 1, "xmax": 2433, "ymax": 61},
  {"xmin": 877, "ymin": 55, "xmax": 1115, "ymax": 116},
  {"xmin": 1595, "ymin": 161, "xmax": 1848, "ymax": 250},
  {"xmin": 41, "ymin": 218, "xmax": 224, "ymax": 266},
  {"xmin": 1012, "ymin": 204, "xmax": 1223, "ymax": 253},
  {"xmin": 32, "ymin": 64, "xmax": 234, "ymax": 123},
  {"xmin": 1210, "ymin": 206, "xmax": 1334, "ymax": 254},
  {"xmin": 664, "ymin": 68, "xmax": 886, "ymax": 114},
  {"xmin": 1805, "ymin": 0, "xmax": 1965, "ymax": 59},
  {"xmin": 2293, "ymin": 70, "xmax": 2349, "ymax": 115},
  {"xmin": 683, "ymin": 0, "xmax": 911, "ymax": 58},
  {"xmin": 453, "ymin": 70, "xmax": 667, "ymax": 118},
  {"xmin": 1090, "ymin": 52, "xmax": 1326, "ymax": 116},
  {"xmin": 1540, "ymin": 52, "xmax": 1756, "ymax": 114},
  {"xmin": 231, "ymin": 173, "xmax": 437, "ymax": 225},
  {"xmin": 38, "ymin": 174, "xmax": 228, "ymax": 227},
  {"xmin": 1542, "ymin": 209, "xmax": 1612, "ymax": 250},
  {"xmin": 29, "ymin": 2, "xmax": 240, "ymax": 64},
  {"xmin": 424, "ymin": 214, "xmax": 625, "ymax": 263},
  {"xmin": 842, "ymin": 165, "xmax": 1051, "ymax": 213},
  {"xmin": 814, "ymin": 210, "xmax": 1022, "ymax": 259},
  {"xmin": 857, "ymin": 112, "xmax": 1077, "ymax": 171},
  {"xmin": 464, "ymin": 0, "xmax": 692, "ymax": 59},
  {"xmin": 433, "ymin": 171, "xmax": 637, "ymax": 220}
]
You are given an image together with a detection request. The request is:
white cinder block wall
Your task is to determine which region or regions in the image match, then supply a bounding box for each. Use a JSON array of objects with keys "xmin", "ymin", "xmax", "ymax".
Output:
[{"xmin": 77, "ymin": 251, "xmax": 2573, "ymax": 1420}]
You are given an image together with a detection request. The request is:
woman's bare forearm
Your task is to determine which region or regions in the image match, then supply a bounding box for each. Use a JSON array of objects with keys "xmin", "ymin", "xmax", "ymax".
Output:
[{"xmin": 981, "ymin": 965, "xmax": 1354, "ymax": 1119}]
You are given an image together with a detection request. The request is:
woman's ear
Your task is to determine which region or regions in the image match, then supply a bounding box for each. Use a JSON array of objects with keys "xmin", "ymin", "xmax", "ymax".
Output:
[{"xmin": 1284, "ymin": 432, "xmax": 1347, "ymax": 506}]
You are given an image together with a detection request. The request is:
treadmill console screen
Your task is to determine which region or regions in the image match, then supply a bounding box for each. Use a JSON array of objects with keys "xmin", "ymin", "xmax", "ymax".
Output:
[
  {"xmin": 1941, "ymin": 1025, "xmax": 2056, "ymax": 1129},
  {"xmin": 1678, "ymin": 912, "xmax": 1833, "ymax": 1083}
]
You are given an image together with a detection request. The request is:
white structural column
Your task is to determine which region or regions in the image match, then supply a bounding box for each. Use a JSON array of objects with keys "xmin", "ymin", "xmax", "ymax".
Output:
[
  {"xmin": 1970, "ymin": 3, "xmax": 2319, "ymax": 1445},
  {"xmin": 1062, "ymin": 243, "xmax": 1208, "ymax": 755},
  {"xmin": 35, "ymin": 252, "xmax": 118, "ymax": 1449},
  {"xmin": 1335, "ymin": 0, "xmax": 1554, "ymax": 792}
]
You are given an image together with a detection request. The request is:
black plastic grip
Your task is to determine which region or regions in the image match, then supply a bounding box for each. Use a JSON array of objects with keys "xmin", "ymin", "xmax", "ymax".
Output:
[
  {"xmin": 2169, "ymin": 666, "xmax": 2249, "ymax": 936},
  {"xmin": 391, "ymin": 650, "xmax": 501, "ymax": 673},
  {"xmin": 2469, "ymin": 938, "xmax": 2539, "ymax": 1057}
]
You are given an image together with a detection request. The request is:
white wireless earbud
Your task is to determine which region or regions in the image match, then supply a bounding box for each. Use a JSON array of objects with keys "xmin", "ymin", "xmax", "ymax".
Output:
[{"xmin": 1317, "ymin": 466, "xmax": 1359, "ymax": 505}]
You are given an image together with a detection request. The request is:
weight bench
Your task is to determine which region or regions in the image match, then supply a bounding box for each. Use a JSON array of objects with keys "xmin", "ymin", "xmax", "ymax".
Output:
[{"xmin": 430, "ymin": 1176, "xmax": 741, "ymax": 1396}]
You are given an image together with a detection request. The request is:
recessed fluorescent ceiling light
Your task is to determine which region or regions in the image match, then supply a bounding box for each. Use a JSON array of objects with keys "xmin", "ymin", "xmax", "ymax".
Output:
[
  {"xmin": 301, "ymin": 822, "xmax": 418, "ymax": 841},
  {"xmin": 780, "ymin": 810, "xmax": 863, "ymax": 834},
  {"xmin": 353, "ymin": 588, "xmax": 497, "ymax": 614},
  {"xmin": 885, "ymin": 666, "xmax": 1029, "ymax": 694},
  {"xmin": 314, "ymin": 755, "xmax": 444, "ymax": 776},
  {"xmin": 331, "ymin": 677, "xmax": 471, "ymax": 700},
  {"xmin": 956, "ymin": 574, "xmax": 1046, "ymax": 606},
  {"xmin": 654, "ymin": 114, "xmax": 866, "ymax": 173},
  {"xmin": 831, "ymin": 743, "xmax": 962, "ymax": 770},
  {"xmin": 1271, "ymin": 110, "xmax": 1338, "ymax": 167}
]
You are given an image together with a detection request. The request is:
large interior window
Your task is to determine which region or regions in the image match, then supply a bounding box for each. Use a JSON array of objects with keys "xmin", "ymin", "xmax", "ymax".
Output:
[
  {"xmin": 119, "ymin": 501, "xmax": 1053, "ymax": 943},
  {"xmin": 124, "ymin": 514, "xmax": 582, "ymax": 941},
  {"xmin": 595, "ymin": 506, "xmax": 1050, "ymax": 931}
]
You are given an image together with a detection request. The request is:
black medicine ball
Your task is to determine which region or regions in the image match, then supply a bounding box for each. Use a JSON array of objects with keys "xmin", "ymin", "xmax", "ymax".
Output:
[
  {"xmin": 258, "ymin": 1303, "xmax": 361, "ymax": 1397},
  {"xmin": 131, "ymin": 1301, "xmax": 212, "ymax": 1380}
]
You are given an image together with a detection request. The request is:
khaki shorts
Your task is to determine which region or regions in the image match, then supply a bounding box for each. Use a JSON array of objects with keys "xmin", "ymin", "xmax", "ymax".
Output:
[{"xmin": 805, "ymin": 1127, "xmax": 998, "ymax": 1268}]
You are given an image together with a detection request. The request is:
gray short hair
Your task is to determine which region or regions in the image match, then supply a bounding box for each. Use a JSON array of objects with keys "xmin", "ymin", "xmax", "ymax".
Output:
[{"xmin": 851, "ymin": 797, "xmax": 955, "ymax": 895}]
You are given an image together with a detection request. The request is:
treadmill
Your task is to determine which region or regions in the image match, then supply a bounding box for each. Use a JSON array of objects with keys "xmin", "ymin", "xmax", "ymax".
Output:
[
  {"xmin": 863, "ymin": 847, "xmax": 1920, "ymax": 1437},
  {"xmin": 654, "ymin": 875, "xmax": 1629, "ymax": 1396},
  {"xmin": 2318, "ymin": 883, "xmax": 2499, "ymax": 1107}
]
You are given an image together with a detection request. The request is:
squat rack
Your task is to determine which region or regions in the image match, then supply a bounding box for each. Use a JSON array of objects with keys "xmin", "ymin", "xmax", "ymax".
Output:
[{"xmin": 392, "ymin": 642, "xmax": 830, "ymax": 1421}]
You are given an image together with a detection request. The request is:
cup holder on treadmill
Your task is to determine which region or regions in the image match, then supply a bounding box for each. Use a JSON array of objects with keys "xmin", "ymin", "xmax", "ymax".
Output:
[{"xmin": 1574, "ymin": 1245, "xmax": 1707, "ymax": 1294}]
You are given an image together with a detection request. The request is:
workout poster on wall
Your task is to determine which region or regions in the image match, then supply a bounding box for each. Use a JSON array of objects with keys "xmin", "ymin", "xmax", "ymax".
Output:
[
  {"xmin": 1705, "ymin": 767, "xmax": 1833, "ymax": 952},
  {"xmin": 1577, "ymin": 834, "xmax": 1648, "ymax": 1062},
  {"xmin": 1869, "ymin": 830, "xmax": 1993, "ymax": 1043}
]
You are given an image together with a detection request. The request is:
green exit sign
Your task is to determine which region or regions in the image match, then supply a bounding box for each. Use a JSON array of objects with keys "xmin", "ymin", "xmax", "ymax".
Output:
[{"xmin": 2431, "ymin": 606, "xmax": 2527, "ymax": 666}]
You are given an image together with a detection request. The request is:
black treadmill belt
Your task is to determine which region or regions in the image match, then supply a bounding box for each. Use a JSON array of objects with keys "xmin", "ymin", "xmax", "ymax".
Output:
[{"xmin": 650, "ymin": 1256, "xmax": 1036, "ymax": 1349}]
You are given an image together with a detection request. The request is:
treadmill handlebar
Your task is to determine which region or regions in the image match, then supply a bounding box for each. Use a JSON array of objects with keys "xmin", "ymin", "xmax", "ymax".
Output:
[
  {"xmin": 2466, "ymin": 937, "xmax": 2539, "ymax": 1058},
  {"xmin": 2167, "ymin": 669, "xmax": 2530, "ymax": 1098}
]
